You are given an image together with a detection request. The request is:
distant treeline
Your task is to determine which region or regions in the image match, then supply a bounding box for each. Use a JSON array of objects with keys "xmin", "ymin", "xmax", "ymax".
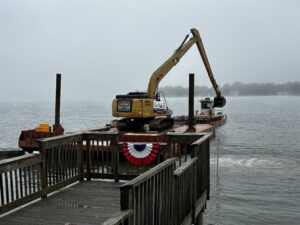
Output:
[{"xmin": 161, "ymin": 82, "xmax": 300, "ymax": 97}]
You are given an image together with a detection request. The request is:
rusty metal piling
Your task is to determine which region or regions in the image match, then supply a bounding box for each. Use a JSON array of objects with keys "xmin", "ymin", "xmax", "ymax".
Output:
[
  {"xmin": 55, "ymin": 74, "xmax": 61, "ymax": 126},
  {"xmin": 187, "ymin": 73, "xmax": 196, "ymax": 132}
]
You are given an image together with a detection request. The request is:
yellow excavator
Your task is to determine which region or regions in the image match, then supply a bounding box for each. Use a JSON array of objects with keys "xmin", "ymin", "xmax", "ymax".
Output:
[{"xmin": 112, "ymin": 28, "xmax": 226, "ymax": 131}]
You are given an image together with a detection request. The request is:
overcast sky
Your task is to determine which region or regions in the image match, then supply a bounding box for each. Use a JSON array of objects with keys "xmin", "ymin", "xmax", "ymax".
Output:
[{"xmin": 0, "ymin": 0, "xmax": 299, "ymax": 101}]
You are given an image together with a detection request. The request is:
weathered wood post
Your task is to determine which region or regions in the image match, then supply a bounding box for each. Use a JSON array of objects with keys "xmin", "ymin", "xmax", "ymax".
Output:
[
  {"xmin": 196, "ymin": 212, "xmax": 204, "ymax": 225},
  {"xmin": 191, "ymin": 157, "xmax": 196, "ymax": 224},
  {"xmin": 38, "ymin": 141, "xmax": 48, "ymax": 198},
  {"xmin": 206, "ymin": 138, "xmax": 210, "ymax": 200},
  {"xmin": 173, "ymin": 174, "xmax": 178, "ymax": 225},
  {"xmin": 111, "ymin": 133, "xmax": 119, "ymax": 182},
  {"xmin": 78, "ymin": 135, "xmax": 84, "ymax": 182},
  {"xmin": 113, "ymin": 145, "xmax": 119, "ymax": 182},
  {"xmin": 120, "ymin": 186, "xmax": 133, "ymax": 225},
  {"xmin": 85, "ymin": 134, "xmax": 91, "ymax": 181}
]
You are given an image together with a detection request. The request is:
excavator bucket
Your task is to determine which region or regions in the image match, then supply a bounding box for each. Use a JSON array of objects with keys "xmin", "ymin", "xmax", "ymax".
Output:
[{"xmin": 213, "ymin": 96, "xmax": 226, "ymax": 108}]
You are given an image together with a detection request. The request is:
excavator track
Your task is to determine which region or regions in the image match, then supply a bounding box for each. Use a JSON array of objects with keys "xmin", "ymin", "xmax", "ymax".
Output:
[
  {"xmin": 149, "ymin": 117, "xmax": 174, "ymax": 132},
  {"xmin": 116, "ymin": 118, "xmax": 146, "ymax": 132},
  {"xmin": 117, "ymin": 117, "xmax": 174, "ymax": 132}
]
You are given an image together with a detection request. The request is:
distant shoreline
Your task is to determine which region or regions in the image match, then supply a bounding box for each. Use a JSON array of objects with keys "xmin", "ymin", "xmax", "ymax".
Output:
[
  {"xmin": 164, "ymin": 94, "xmax": 300, "ymax": 97},
  {"xmin": 161, "ymin": 81, "xmax": 300, "ymax": 97}
]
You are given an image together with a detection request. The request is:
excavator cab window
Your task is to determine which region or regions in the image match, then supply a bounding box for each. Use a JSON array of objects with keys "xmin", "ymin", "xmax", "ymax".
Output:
[
  {"xmin": 154, "ymin": 92, "xmax": 167, "ymax": 113},
  {"xmin": 117, "ymin": 100, "xmax": 132, "ymax": 112},
  {"xmin": 155, "ymin": 93, "xmax": 161, "ymax": 101}
]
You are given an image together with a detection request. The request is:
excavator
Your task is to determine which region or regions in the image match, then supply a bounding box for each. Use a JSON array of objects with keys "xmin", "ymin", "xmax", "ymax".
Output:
[{"xmin": 112, "ymin": 28, "xmax": 226, "ymax": 131}]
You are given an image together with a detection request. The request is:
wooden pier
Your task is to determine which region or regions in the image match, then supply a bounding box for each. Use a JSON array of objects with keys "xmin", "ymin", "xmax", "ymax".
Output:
[{"xmin": 0, "ymin": 129, "xmax": 211, "ymax": 225}]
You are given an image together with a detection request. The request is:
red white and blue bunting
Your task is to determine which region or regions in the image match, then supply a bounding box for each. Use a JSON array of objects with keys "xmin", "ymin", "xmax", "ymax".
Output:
[{"xmin": 122, "ymin": 143, "xmax": 159, "ymax": 165}]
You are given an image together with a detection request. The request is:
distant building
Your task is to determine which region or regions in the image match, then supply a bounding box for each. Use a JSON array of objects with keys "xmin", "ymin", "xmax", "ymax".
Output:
[{"xmin": 230, "ymin": 90, "xmax": 240, "ymax": 96}]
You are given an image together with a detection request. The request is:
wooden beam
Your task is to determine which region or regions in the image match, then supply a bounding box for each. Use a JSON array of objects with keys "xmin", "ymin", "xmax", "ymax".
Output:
[
  {"xmin": 83, "ymin": 131, "xmax": 118, "ymax": 141},
  {"xmin": 0, "ymin": 190, "xmax": 44, "ymax": 215},
  {"xmin": 45, "ymin": 175, "xmax": 82, "ymax": 194},
  {"xmin": 121, "ymin": 158, "xmax": 177, "ymax": 189},
  {"xmin": 195, "ymin": 190, "xmax": 208, "ymax": 217},
  {"xmin": 174, "ymin": 158, "xmax": 198, "ymax": 176},
  {"xmin": 102, "ymin": 210, "xmax": 133, "ymax": 225},
  {"xmin": 38, "ymin": 132, "xmax": 83, "ymax": 150},
  {"xmin": 191, "ymin": 133, "xmax": 211, "ymax": 146},
  {"xmin": 179, "ymin": 191, "xmax": 207, "ymax": 225},
  {"xmin": 167, "ymin": 133, "xmax": 203, "ymax": 144},
  {"xmin": 0, "ymin": 154, "xmax": 44, "ymax": 173}
]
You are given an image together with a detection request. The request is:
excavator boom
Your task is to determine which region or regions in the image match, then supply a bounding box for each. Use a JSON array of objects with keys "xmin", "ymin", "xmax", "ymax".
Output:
[
  {"xmin": 147, "ymin": 37, "xmax": 197, "ymax": 98},
  {"xmin": 147, "ymin": 28, "xmax": 226, "ymax": 107},
  {"xmin": 190, "ymin": 28, "xmax": 221, "ymax": 97}
]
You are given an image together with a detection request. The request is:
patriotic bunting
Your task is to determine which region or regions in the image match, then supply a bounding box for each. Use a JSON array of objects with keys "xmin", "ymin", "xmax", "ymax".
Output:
[{"xmin": 122, "ymin": 142, "xmax": 159, "ymax": 165}]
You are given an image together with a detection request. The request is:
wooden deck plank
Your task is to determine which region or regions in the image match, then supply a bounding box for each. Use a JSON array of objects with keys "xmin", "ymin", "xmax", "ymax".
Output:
[
  {"xmin": 0, "ymin": 180, "xmax": 122, "ymax": 225},
  {"xmin": 173, "ymin": 124, "xmax": 213, "ymax": 133}
]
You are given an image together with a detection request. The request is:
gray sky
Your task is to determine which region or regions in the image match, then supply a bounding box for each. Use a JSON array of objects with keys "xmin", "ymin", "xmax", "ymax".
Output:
[{"xmin": 0, "ymin": 0, "xmax": 299, "ymax": 101}]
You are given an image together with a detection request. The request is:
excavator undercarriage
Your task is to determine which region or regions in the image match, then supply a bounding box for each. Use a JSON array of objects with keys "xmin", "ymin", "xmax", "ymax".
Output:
[
  {"xmin": 116, "ymin": 117, "xmax": 174, "ymax": 132},
  {"xmin": 115, "ymin": 92, "xmax": 174, "ymax": 131}
]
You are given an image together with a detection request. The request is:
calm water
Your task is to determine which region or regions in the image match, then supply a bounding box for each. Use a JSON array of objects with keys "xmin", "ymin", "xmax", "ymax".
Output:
[{"xmin": 0, "ymin": 96, "xmax": 299, "ymax": 224}]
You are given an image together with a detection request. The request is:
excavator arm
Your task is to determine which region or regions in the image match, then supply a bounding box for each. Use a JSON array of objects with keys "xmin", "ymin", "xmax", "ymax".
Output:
[
  {"xmin": 147, "ymin": 28, "xmax": 226, "ymax": 107},
  {"xmin": 147, "ymin": 36, "xmax": 197, "ymax": 98}
]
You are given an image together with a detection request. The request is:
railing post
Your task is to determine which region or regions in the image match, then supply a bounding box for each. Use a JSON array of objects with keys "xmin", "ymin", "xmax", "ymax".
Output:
[
  {"xmin": 112, "ymin": 135, "xmax": 119, "ymax": 182},
  {"xmin": 191, "ymin": 160, "xmax": 196, "ymax": 224},
  {"xmin": 190, "ymin": 143, "xmax": 196, "ymax": 158},
  {"xmin": 85, "ymin": 135, "xmax": 91, "ymax": 181},
  {"xmin": 173, "ymin": 174, "xmax": 178, "ymax": 225},
  {"xmin": 206, "ymin": 139, "xmax": 210, "ymax": 200},
  {"xmin": 121, "ymin": 187, "xmax": 133, "ymax": 225},
  {"xmin": 78, "ymin": 135, "xmax": 84, "ymax": 182},
  {"xmin": 38, "ymin": 142, "xmax": 48, "ymax": 198},
  {"xmin": 195, "ymin": 212, "xmax": 204, "ymax": 225}
]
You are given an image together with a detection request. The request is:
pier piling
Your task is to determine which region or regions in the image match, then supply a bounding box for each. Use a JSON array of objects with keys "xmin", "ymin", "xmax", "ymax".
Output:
[{"xmin": 187, "ymin": 73, "xmax": 196, "ymax": 132}]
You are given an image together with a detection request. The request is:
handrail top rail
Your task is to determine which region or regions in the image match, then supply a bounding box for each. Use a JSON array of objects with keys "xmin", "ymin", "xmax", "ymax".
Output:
[
  {"xmin": 37, "ymin": 132, "xmax": 83, "ymax": 143},
  {"xmin": 191, "ymin": 133, "xmax": 211, "ymax": 146},
  {"xmin": 83, "ymin": 131, "xmax": 119, "ymax": 141},
  {"xmin": 121, "ymin": 157, "xmax": 177, "ymax": 189},
  {"xmin": 84, "ymin": 127, "xmax": 111, "ymax": 132},
  {"xmin": 84, "ymin": 130, "xmax": 118, "ymax": 135},
  {"xmin": 0, "ymin": 153, "xmax": 43, "ymax": 173},
  {"xmin": 174, "ymin": 157, "xmax": 198, "ymax": 176},
  {"xmin": 0, "ymin": 153, "xmax": 41, "ymax": 166},
  {"xmin": 37, "ymin": 127, "xmax": 114, "ymax": 144},
  {"xmin": 37, "ymin": 132, "xmax": 83, "ymax": 150},
  {"xmin": 101, "ymin": 210, "xmax": 133, "ymax": 225},
  {"xmin": 167, "ymin": 132, "xmax": 203, "ymax": 137},
  {"xmin": 167, "ymin": 132, "xmax": 207, "ymax": 144}
]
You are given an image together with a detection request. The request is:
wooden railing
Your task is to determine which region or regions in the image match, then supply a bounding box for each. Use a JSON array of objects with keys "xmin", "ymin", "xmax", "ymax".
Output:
[
  {"xmin": 0, "ymin": 129, "xmax": 211, "ymax": 225},
  {"xmin": 191, "ymin": 134, "xmax": 210, "ymax": 201},
  {"xmin": 166, "ymin": 132, "xmax": 204, "ymax": 165},
  {"xmin": 0, "ymin": 130, "xmax": 160, "ymax": 214},
  {"xmin": 0, "ymin": 154, "xmax": 44, "ymax": 214},
  {"xmin": 120, "ymin": 158, "xmax": 176, "ymax": 225},
  {"xmin": 108, "ymin": 132, "xmax": 211, "ymax": 225},
  {"xmin": 173, "ymin": 158, "xmax": 197, "ymax": 225},
  {"xmin": 83, "ymin": 131, "xmax": 119, "ymax": 180},
  {"xmin": 39, "ymin": 133, "xmax": 84, "ymax": 194}
]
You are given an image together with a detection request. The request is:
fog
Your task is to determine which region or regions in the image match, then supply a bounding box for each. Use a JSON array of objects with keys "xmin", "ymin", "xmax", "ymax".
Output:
[{"xmin": 0, "ymin": 0, "xmax": 299, "ymax": 101}]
